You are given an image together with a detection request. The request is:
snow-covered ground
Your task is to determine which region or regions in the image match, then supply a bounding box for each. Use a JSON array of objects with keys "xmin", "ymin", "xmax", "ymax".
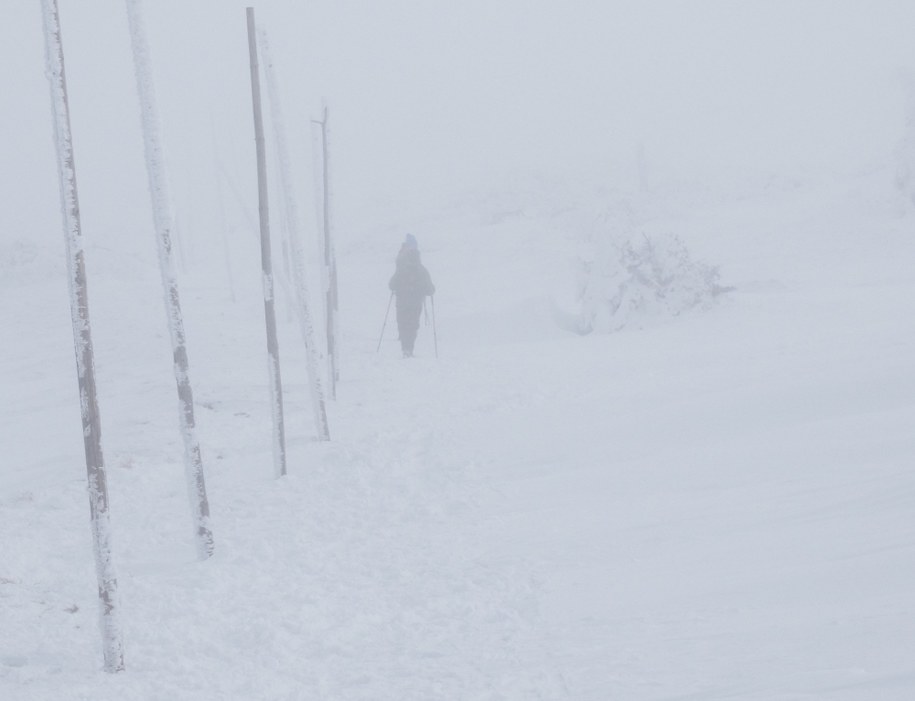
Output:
[{"xmin": 3, "ymin": 160, "xmax": 915, "ymax": 699}]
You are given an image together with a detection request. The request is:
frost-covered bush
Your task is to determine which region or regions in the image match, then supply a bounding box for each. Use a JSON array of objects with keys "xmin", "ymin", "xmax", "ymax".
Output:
[{"xmin": 574, "ymin": 230, "xmax": 726, "ymax": 334}]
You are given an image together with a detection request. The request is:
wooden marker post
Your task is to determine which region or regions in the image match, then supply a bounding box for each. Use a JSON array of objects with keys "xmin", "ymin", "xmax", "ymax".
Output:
[
  {"xmin": 247, "ymin": 7, "xmax": 288, "ymax": 477},
  {"xmin": 41, "ymin": 0, "xmax": 125, "ymax": 672}
]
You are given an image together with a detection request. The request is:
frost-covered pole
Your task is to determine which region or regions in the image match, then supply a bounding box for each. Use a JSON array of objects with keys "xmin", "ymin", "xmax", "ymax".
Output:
[
  {"xmin": 260, "ymin": 29, "xmax": 330, "ymax": 441},
  {"xmin": 269, "ymin": 155, "xmax": 297, "ymax": 324},
  {"xmin": 326, "ymin": 114, "xmax": 339, "ymax": 399},
  {"xmin": 124, "ymin": 0, "xmax": 214, "ymax": 559},
  {"xmin": 312, "ymin": 106, "xmax": 339, "ymax": 399},
  {"xmin": 247, "ymin": 8, "xmax": 288, "ymax": 477},
  {"xmin": 41, "ymin": 0, "xmax": 124, "ymax": 673}
]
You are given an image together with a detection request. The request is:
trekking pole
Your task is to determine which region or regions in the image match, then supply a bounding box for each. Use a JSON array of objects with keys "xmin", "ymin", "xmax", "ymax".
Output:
[
  {"xmin": 431, "ymin": 295, "xmax": 438, "ymax": 358},
  {"xmin": 376, "ymin": 292, "xmax": 394, "ymax": 353}
]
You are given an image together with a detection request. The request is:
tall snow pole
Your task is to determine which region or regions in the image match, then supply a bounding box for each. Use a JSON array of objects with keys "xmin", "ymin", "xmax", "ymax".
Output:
[
  {"xmin": 247, "ymin": 7, "xmax": 288, "ymax": 477},
  {"xmin": 312, "ymin": 106, "xmax": 338, "ymax": 400},
  {"xmin": 124, "ymin": 0, "xmax": 214, "ymax": 559},
  {"xmin": 259, "ymin": 29, "xmax": 330, "ymax": 442},
  {"xmin": 41, "ymin": 0, "xmax": 125, "ymax": 673}
]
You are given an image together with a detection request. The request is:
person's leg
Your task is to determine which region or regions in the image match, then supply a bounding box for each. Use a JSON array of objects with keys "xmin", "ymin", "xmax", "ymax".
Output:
[
  {"xmin": 401, "ymin": 300, "xmax": 422, "ymax": 356},
  {"xmin": 396, "ymin": 306, "xmax": 409, "ymax": 354}
]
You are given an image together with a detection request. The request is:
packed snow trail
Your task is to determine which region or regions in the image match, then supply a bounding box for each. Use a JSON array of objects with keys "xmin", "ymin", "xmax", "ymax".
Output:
[{"xmin": 0, "ymin": 240, "xmax": 569, "ymax": 698}]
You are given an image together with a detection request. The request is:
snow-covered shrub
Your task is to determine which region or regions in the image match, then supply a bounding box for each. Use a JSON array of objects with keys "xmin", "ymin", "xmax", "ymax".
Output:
[{"xmin": 574, "ymin": 227, "xmax": 726, "ymax": 334}]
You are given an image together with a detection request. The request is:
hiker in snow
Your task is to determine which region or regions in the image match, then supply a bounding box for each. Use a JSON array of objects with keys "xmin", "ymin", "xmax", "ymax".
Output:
[{"xmin": 388, "ymin": 234, "xmax": 435, "ymax": 357}]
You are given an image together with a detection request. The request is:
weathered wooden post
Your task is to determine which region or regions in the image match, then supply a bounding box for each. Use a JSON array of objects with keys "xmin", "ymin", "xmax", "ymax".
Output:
[
  {"xmin": 125, "ymin": 0, "xmax": 214, "ymax": 559},
  {"xmin": 312, "ymin": 107, "xmax": 338, "ymax": 400},
  {"xmin": 41, "ymin": 0, "xmax": 125, "ymax": 672},
  {"xmin": 247, "ymin": 7, "xmax": 288, "ymax": 477},
  {"xmin": 259, "ymin": 28, "xmax": 330, "ymax": 441}
]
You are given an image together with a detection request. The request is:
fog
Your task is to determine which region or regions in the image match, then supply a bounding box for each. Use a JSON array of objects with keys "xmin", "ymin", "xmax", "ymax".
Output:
[
  {"xmin": 4, "ymin": 6, "xmax": 915, "ymax": 694},
  {"xmin": 3, "ymin": 1, "xmax": 915, "ymax": 248}
]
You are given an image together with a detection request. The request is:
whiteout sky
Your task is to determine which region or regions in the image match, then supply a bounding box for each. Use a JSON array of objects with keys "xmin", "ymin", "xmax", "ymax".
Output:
[{"xmin": 3, "ymin": 0, "xmax": 915, "ymax": 250}]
